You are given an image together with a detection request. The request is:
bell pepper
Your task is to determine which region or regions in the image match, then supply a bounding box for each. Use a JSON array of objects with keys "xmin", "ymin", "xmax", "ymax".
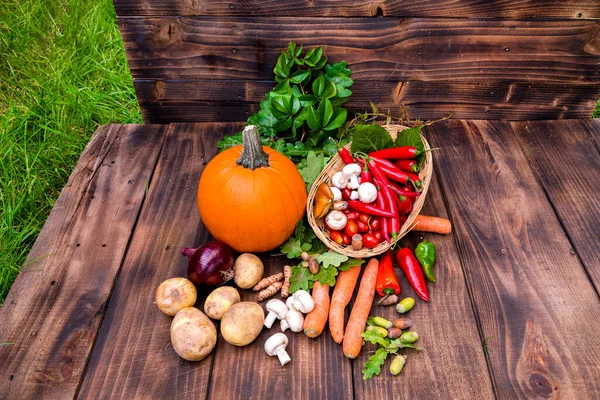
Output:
[
  {"xmin": 376, "ymin": 250, "xmax": 400, "ymax": 304},
  {"xmin": 415, "ymin": 240, "xmax": 437, "ymax": 283},
  {"xmin": 396, "ymin": 248, "xmax": 429, "ymax": 301}
]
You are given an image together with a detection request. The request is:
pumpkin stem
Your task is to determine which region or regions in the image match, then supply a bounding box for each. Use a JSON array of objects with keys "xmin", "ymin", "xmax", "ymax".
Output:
[{"xmin": 237, "ymin": 125, "xmax": 270, "ymax": 170}]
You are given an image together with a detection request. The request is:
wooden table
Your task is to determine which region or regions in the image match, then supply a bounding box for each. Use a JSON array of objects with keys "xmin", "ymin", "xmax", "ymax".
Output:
[{"xmin": 1, "ymin": 119, "xmax": 600, "ymax": 399}]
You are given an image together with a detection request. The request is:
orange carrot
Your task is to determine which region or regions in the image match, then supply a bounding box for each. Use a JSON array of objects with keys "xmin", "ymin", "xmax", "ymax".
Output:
[
  {"xmin": 303, "ymin": 281, "xmax": 331, "ymax": 338},
  {"xmin": 412, "ymin": 215, "xmax": 452, "ymax": 234},
  {"xmin": 329, "ymin": 265, "xmax": 362, "ymax": 344},
  {"xmin": 342, "ymin": 258, "xmax": 379, "ymax": 359}
]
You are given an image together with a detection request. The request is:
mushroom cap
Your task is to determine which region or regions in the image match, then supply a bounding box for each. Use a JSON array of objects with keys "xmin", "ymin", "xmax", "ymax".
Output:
[
  {"xmin": 265, "ymin": 298, "xmax": 288, "ymax": 318},
  {"xmin": 264, "ymin": 333, "xmax": 288, "ymax": 355},
  {"xmin": 285, "ymin": 295, "xmax": 296, "ymax": 311},
  {"xmin": 325, "ymin": 210, "xmax": 347, "ymax": 230},
  {"xmin": 285, "ymin": 308, "xmax": 304, "ymax": 332},
  {"xmin": 342, "ymin": 163, "xmax": 361, "ymax": 177},
  {"xmin": 293, "ymin": 290, "xmax": 315, "ymax": 313}
]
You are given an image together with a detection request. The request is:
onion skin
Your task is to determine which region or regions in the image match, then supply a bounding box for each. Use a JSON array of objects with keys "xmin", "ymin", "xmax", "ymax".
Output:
[{"xmin": 182, "ymin": 242, "xmax": 234, "ymax": 287}]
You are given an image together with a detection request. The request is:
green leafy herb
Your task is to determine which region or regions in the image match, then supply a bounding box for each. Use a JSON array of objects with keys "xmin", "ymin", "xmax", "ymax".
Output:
[
  {"xmin": 316, "ymin": 251, "xmax": 348, "ymax": 268},
  {"xmin": 217, "ymin": 43, "xmax": 353, "ymax": 161},
  {"xmin": 337, "ymin": 258, "xmax": 364, "ymax": 271},
  {"xmin": 350, "ymin": 124, "xmax": 394, "ymax": 154},
  {"xmin": 362, "ymin": 348, "xmax": 389, "ymax": 380},
  {"xmin": 290, "ymin": 265, "xmax": 312, "ymax": 293},
  {"xmin": 394, "ymin": 126, "xmax": 425, "ymax": 167},
  {"xmin": 313, "ymin": 265, "xmax": 338, "ymax": 286},
  {"xmin": 362, "ymin": 329, "xmax": 391, "ymax": 347},
  {"xmin": 298, "ymin": 151, "xmax": 328, "ymax": 190}
]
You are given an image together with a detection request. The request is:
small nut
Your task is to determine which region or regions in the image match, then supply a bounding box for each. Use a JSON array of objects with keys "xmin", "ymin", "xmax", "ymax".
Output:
[
  {"xmin": 388, "ymin": 327, "xmax": 402, "ymax": 339},
  {"xmin": 396, "ymin": 297, "xmax": 415, "ymax": 314},
  {"xmin": 390, "ymin": 355, "xmax": 407, "ymax": 376},
  {"xmin": 400, "ymin": 331, "xmax": 419, "ymax": 343},
  {"xmin": 393, "ymin": 318, "xmax": 413, "ymax": 330},
  {"xmin": 367, "ymin": 326, "xmax": 388, "ymax": 337},
  {"xmin": 308, "ymin": 257, "xmax": 320, "ymax": 274},
  {"xmin": 332, "ymin": 201, "xmax": 348, "ymax": 211}
]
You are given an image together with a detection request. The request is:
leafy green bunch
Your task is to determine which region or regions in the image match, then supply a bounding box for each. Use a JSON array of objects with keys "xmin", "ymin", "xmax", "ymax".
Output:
[{"xmin": 218, "ymin": 42, "xmax": 354, "ymax": 160}]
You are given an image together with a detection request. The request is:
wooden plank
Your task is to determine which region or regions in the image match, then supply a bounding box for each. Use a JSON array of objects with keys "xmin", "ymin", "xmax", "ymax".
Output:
[
  {"xmin": 77, "ymin": 123, "xmax": 235, "ymax": 399},
  {"xmin": 426, "ymin": 120, "xmax": 600, "ymax": 398},
  {"xmin": 207, "ymin": 256, "xmax": 354, "ymax": 400},
  {"xmin": 134, "ymin": 79, "xmax": 600, "ymax": 123},
  {"xmin": 352, "ymin": 175, "xmax": 495, "ymax": 399},
  {"xmin": 118, "ymin": 18, "xmax": 600, "ymax": 84},
  {"xmin": 0, "ymin": 124, "xmax": 166, "ymax": 399},
  {"xmin": 114, "ymin": 0, "xmax": 600, "ymax": 19},
  {"xmin": 513, "ymin": 119, "xmax": 600, "ymax": 293}
]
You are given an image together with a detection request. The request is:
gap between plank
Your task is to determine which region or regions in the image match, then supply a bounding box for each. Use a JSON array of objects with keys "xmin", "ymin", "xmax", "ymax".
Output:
[
  {"xmin": 429, "ymin": 126, "xmax": 500, "ymax": 400},
  {"xmin": 511, "ymin": 123, "xmax": 600, "ymax": 301},
  {"xmin": 73, "ymin": 125, "xmax": 169, "ymax": 399}
]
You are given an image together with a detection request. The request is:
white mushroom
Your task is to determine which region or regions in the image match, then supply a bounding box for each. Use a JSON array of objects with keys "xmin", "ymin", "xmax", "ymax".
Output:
[
  {"xmin": 281, "ymin": 308, "xmax": 304, "ymax": 332},
  {"xmin": 292, "ymin": 290, "xmax": 315, "ymax": 314},
  {"xmin": 347, "ymin": 175, "xmax": 360, "ymax": 190},
  {"xmin": 285, "ymin": 295, "xmax": 296, "ymax": 311},
  {"xmin": 350, "ymin": 190, "xmax": 360, "ymax": 200},
  {"xmin": 330, "ymin": 187, "xmax": 342, "ymax": 201},
  {"xmin": 342, "ymin": 163, "xmax": 361, "ymax": 178},
  {"xmin": 331, "ymin": 171, "xmax": 347, "ymax": 189},
  {"xmin": 264, "ymin": 299, "xmax": 288, "ymax": 329},
  {"xmin": 325, "ymin": 210, "xmax": 347, "ymax": 231},
  {"xmin": 358, "ymin": 182, "xmax": 378, "ymax": 203},
  {"xmin": 265, "ymin": 333, "xmax": 291, "ymax": 366}
]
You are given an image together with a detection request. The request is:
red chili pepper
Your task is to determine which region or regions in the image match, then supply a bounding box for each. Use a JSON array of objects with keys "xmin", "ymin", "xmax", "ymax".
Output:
[
  {"xmin": 346, "ymin": 201, "xmax": 395, "ymax": 218},
  {"xmin": 346, "ymin": 211, "xmax": 359, "ymax": 221},
  {"xmin": 370, "ymin": 161, "xmax": 400, "ymax": 240},
  {"xmin": 388, "ymin": 182, "xmax": 421, "ymax": 198},
  {"xmin": 341, "ymin": 188, "xmax": 352, "ymax": 201},
  {"xmin": 360, "ymin": 164, "xmax": 372, "ymax": 183},
  {"xmin": 407, "ymin": 172, "xmax": 422, "ymax": 189},
  {"xmin": 395, "ymin": 159, "xmax": 419, "ymax": 173},
  {"xmin": 338, "ymin": 147, "xmax": 354, "ymax": 165},
  {"xmin": 362, "ymin": 233, "xmax": 378, "ymax": 248},
  {"xmin": 373, "ymin": 183, "xmax": 391, "ymax": 242},
  {"xmin": 396, "ymin": 248, "xmax": 429, "ymax": 301},
  {"xmin": 369, "ymin": 146, "xmax": 422, "ymax": 160},
  {"xmin": 369, "ymin": 155, "xmax": 411, "ymax": 185},
  {"xmin": 396, "ymin": 194, "xmax": 412, "ymax": 215},
  {"xmin": 376, "ymin": 250, "xmax": 401, "ymax": 305},
  {"xmin": 329, "ymin": 230, "xmax": 344, "ymax": 245}
]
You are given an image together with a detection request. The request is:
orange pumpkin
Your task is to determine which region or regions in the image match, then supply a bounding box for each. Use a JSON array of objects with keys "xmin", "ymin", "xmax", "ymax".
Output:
[{"xmin": 198, "ymin": 125, "xmax": 307, "ymax": 252}]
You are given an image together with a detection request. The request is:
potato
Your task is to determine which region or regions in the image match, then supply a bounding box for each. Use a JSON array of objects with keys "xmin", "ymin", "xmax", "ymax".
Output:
[
  {"xmin": 233, "ymin": 253, "xmax": 264, "ymax": 289},
  {"xmin": 220, "ymin": 302, "xmax": 264, "ymax": 346},
  {"xmin": 204, "ymin": 286, "xmax": 240, "ymax": 320},
  {"xmin": 156, "ymin": 277, "xmax": 197, "ymax": 316},
  {"xmin": 170, "ymin": 307, "xmax": 217, "ymax": 361}
]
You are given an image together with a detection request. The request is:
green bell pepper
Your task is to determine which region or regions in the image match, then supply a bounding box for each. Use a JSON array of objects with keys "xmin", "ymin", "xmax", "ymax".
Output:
[{"xmin": 415, "ymin": 240, "xmax": 437, "ymax": 283}]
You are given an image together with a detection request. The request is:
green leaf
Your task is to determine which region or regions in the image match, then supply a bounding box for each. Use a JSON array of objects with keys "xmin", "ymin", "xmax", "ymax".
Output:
[
  {"xmin": 318, "ymin": 99, "xmax": 333, "ymax": 127},
  {"xmin": 290, "ymin": 70, "xmax": 310, "ymax": 84},
  {"xmin": 271, "ymin": 95, "xmax": 291, "ymax": 114},
  {"xmin": 290, "ymin": 265, "xmax": 313, "ymax": 293},
  {"xmin": 322, "ymin": 138, "xmax": 338, "ymax": 156},
  {"xmin": 312, "ymin": 75, "xmax": 326, "ymax": 96},
  {"xmin": 394, "ymin": 126, "xmax": 425, "ymax": 166},
  {"xmin": 362, "ymin": 348, "xmax": 389, "ymax": 380},
  {"xmin": 325, "ymin": 61, "xmax": 354, "ymax": 98},
  {"xmin": 362, "ymin": 329, "xmax": 391, "ymax": 347},
  {"xmin": 321, "ymin": 80, "xmax": 337, "ymax": 99},
  {"xmin": 290, "ymin": 96, "xmax": 301, "ymax": 114},
  {"xmin": 387, "ymin": 338, "xmax": 423, "ymax": 351},
  {"xmin": 274, "ymin": 116, "xmax": 293, "ymax": 131},
  {"xmin": 313, "ymin": 57, "xmax": 328, "ymax": 70},
  {"xmin": 298, "ymin": 151, "xmax": 325, "ymax": 190},
  {"xmin": 272, "ymin": 80, "xmax": 292, "ymax": 95},
  {"xmin": 350, "ymin": 124, "xmax": 394, "ymax": 154},
  {"xmin": 316, "ymin": 251, "xmax": 348, "ymax": 268},
  {"xmin": 313, "ymin": 265, "xmax": 338, "ymax": 286},
  {"xmin": 291, "ymin": 85, "xmax": 303, "ymax": 98},
  {"xmin": 280, "ymin": 239, "xmax": 305, "ymax": 259},
  {"xmin": 366, "ymin": 316, "xmax": 377, "ymax": 326},
  {"xmin": 324, "ymin": 108, "xmax": 347, "ymax": 131},
  {"xmin": 299, "ymin": 94, "xmax": 317, "ymax": 107},
  {"xmin": 337, "ymin": 258, "xmax": 364, "ymax": 271},
  {"xmin": 306, "ymin": 106, "xmax": 321, "ymax": 130}
]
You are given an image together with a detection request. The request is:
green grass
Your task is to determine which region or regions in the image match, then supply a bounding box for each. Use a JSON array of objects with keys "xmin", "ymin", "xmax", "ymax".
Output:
[{"xmin": 0, "ymin": 0, "xmax": 141, "ymax": 304}]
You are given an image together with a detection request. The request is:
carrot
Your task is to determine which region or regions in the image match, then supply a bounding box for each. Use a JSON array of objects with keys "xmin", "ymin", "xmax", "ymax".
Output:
[
  {"xmin": 303, "ymin": 281, "xmax": 331, "ymax": 338},
  {"xmin": 329, "ymin": 265, "xmax": 362, "ymax": 344},
  {"xmin": 342, "ymin": 258, "xmax": 379, "ymax": 359},
  {"xmin": 412, "ymin": 215, "xmax": 452, "ymax": 234}
]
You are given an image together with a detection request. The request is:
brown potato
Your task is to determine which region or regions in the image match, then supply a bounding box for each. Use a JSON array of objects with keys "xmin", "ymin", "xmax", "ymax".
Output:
[
  {"xmin": 156, "ymin": 277, "xmax": 197, "ymax": 316},
  {"xmin": 220, "ymin": 302, "xmax": 264, "ymax": 346},
  {"xmin": 170, "ymin": 307, "xmax": 217, "ymax": 361},
  {"xmin": 233, "ymin": 253, "xmax": 264, "ymax": 289},
  {"xmin": 204, "ymin": 286, "xmax": 240, "ymax": 320}
]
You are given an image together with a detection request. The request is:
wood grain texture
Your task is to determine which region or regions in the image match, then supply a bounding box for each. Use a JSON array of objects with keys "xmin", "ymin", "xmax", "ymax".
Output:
[
  {"xmin": 134, "ymin": 79, "xmax": 600, "ymax": 123},
  {"xmin": 352, "ymin": 175, "xmax": 495, "ymax": 399},
  {"xmin": 426, "ymin": 120, "xmax": 600, "ymax": 398},
  {"xmin": 513, "ymin": 119, "xmax": 600, "ymax": 293},
  {"xmin": 114, "ymin": 0, "xmax": 600, "ymax": 19},
  {"xmin": 118, "ymin": 18, "xmax": 600, "ymax": 83},
  {"xmin": 207, "ymin": 256, "xmax": 353, "ymax": 400},
  {"xmin": 0, "ymin": 124, "xmax": 166, "ymax": 399},
  {"xmin": 77, "ymin": 123, "xmax": 235, "ymax": 399}
]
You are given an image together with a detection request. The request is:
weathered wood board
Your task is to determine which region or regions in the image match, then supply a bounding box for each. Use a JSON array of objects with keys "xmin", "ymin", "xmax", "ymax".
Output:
[
  {"xmin": 114, "ymin": 0, "xmax": 600, "ymax": 19},
  {"xmin": 426, "ymin": 120, "xmax": 600, "ymax": 398},
  {"xmin": 0, "ymin": 125, "xmax": 167, "ymax": 399},
  {"xmin": 513, "ymin": 119, "xmax": 600, "ymax": 294}
]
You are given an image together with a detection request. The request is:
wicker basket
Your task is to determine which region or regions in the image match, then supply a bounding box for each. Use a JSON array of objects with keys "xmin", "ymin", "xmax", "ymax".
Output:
[{"xmin": 306, "ymin": 124, "xmax": 433, "ymax": 257}]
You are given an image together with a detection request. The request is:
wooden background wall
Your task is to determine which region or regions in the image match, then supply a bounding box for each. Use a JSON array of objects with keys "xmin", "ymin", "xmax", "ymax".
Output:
[{"xmin": 113, "ymin": 0, "xmax": 600, "ymax": 123}]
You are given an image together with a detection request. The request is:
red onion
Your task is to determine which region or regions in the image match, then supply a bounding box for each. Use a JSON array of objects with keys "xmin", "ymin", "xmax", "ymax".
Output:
[{"xmin": 181, "ymin": 241, "xmax": 234, "ymax": 287}]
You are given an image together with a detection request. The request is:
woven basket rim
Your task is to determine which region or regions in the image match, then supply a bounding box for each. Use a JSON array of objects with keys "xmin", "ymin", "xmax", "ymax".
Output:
[{"xmin": 306, "ymin": 124, "xmax": 433, "ymax": 258}]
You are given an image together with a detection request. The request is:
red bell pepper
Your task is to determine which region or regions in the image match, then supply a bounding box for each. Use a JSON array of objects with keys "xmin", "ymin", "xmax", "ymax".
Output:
[
  {"xmin": 396, "ymin": 248, "xmax": 429, "ymax": 301},
  {"xmin": 376, "ymin": 250, "xmax": 401, "ymax": 305}
]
